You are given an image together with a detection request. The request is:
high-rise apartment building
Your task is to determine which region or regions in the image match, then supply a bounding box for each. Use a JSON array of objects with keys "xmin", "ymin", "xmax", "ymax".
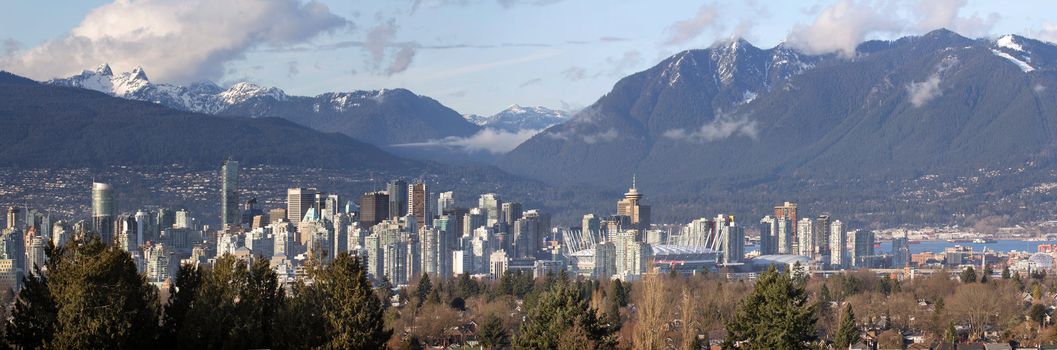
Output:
[
  {"xmin": 716, "ymin": 215, "xmax": 744, "ymax": 264},
  {"xmin": 220, "ymin": 160, "xmax": 239, "ymax": 228},
  {"xmin": 759, "ymin": 216, "xmax": 777, "ymax": 255},
  {"xmin": 829, "ymin": 220, "xmax": 846, "ymax": 268},
  {"xmin": 776, "ymin": 217, "xmax": 793, "ymax": 254},
  {"xmin": 850, "ymin": 230, "xmax": 875, "ymax": 267},
  {"xmin": 92, "ymin": 182, "xmax": 115, "ymax": 243},
  {"xmin": 479, "ymin": 193, "xmax": 502, "ymax": 227},
  {"xmin": 387, "ymin": 180, "xmax": 408, "ymax": 220},
  {"xmin": 408, "ymin": 182, "xmax": 432, "ymax": 229},
  {"xmin": 502, "ymin": 202, "xmax": 523, "ymax": 226},
  {"xmin": 773, "ymin": 202, "xmax": 798, "ymax": 236},
  {"xmin": 5, "ymin": 207, "xmax": 19, "ymax": 230},
  {"xmin": 797, "ymin": 218, "xmax": 814, "ymax": 257},
  {"xmin": 358, "ymin": 192, "xmax": 389, "ymax": 229},
  {"xmin": 286, "ymin": 188, "xmax": 317, "ymax": 226},
  {"xmin": 815, "ymin": 214, "xmax": 831, "ymax": 261},
  {"xmin": 437, "ymin": 191, "xmax": 454, "ymax": 217}
]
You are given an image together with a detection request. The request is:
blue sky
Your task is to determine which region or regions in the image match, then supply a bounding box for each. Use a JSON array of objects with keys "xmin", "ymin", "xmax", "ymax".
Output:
[{"xmin": 1, "ymin": 0, "xmax": 1055, "ymax": 115}]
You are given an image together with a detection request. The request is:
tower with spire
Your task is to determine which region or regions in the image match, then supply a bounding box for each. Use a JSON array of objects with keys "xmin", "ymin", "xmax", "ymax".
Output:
[{"xmin": 616, "ymin": 175, "xmax": 651, "ymax": 230}]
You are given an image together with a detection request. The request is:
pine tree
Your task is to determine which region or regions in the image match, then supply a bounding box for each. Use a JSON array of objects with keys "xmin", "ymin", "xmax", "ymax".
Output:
[
  {"xmin": 316, "ymin": 253, "xmax": 391, "ymax": 349},
  {"xmin": 513, "ymin": 279, "xmax": 613, "ymax": 349},
  {"xmin": 959, "ymin": 266, "xmax": 977, "ymax": 283},
  {"xmin": 478, "ymin": 313, "xmax": 509, "ymax": 349},
  {"xmin": 724, "ymin": 265, "xmax": 817, "ymax": 349},
  {"xmin": 160, "ymin": 264, "xmax": 202, "ymax": 349},
  {"xmin": 48, "ymin": 236, "xmax": 159, "ymax": 349},
  {"xmin": 6, "ymin": 265, "xmax": 56, "ymax": 348},
  {"xmin": 834, "ymin": 304, "xmax": 859, "ymax": 349},
  {"xmin": 1001, "ymin": 266, "xmax": 1011, "ymax": 280},
  {"xmin": 416, "ymin": 273, "xmax": 432, "ymax": 306},
  {"xmin": 177, "ymin": 255, "xmax": 282, "ymax": 349}
]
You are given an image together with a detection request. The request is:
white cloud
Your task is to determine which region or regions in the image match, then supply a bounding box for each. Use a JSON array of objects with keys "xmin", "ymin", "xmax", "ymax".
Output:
[
  {"xmin": 663, "ymin": 116, "xmax": 758, "ymax": 142},
  {"xmin": 393, "ymin": 128, "xmax": 541, "ymax": 154},
  {"xmin": 786, "ymin": 0, "xmax": 903, "ymax": 57},
  {"xmin": 906, "ymin": 74, "xmax": 942, "ymax": 107},
  {"xmin": 664, "ymin": 4, "xmax": 721, "ymax": 46},
  {"xmin": 912, "ymin": 0, "xmax": 998, "ymax": 37},
  {"xmin": 562, "ymin": 66, "xmax": 588, "ymax": 81},
  {"xmin": 786, "ymin": 0, "xmax": 999, "ymax": 58},
  {"xmin": 1035, "ymin": 21, "xmax": 1057, "ymax": 44},
  {"xmin": 906, "ymin": 57, "xmax": 958, "ymax": 108},
  {"xmin": 0, "ymin": 0, "xmax": 348, "ymax": 83},
  {"xmin": 386, "ymin": 45, "xmax": 418, "ymax": 75},
  {"xmin": 582, "ymin": 129, "xmax": 618, "ymax": 144},
  {"xmin": 1035, "ymin": 84, "xmax": 1047, "ymax": 93}
]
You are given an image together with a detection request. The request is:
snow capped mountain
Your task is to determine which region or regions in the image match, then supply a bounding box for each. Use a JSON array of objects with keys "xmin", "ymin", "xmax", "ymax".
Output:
[
  {"xmin": 48, "ymin": 64, "xmax": 235, "ymax": 114},
  {"xmin": 464, "ymin": 104, "xmax": 569, "ymax": 132},
  {"xmin": 218, "ymin": 82, "xmax": 288, "ymax": 105}
]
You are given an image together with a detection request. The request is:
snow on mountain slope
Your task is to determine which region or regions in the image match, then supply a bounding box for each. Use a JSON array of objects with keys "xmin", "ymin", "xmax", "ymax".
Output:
[{"xmin": 464, "ymin": 104, "xmax": 568, "ymax": 132}]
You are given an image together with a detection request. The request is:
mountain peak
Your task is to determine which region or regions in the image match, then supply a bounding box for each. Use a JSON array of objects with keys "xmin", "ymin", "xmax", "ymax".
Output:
[
  {"xmin": 95, "ymin": 64, "xmax": 113, "ymax": 76},
  {"xmin": 219, "ymin": 82, "xmax": 287, "ymax": 104},
  {"xmin": 920, "ymin": 28, "xmax": 972, "ymax": 43},
  {"xmin": 128, "ymin": 67, "xmax": 149, "ymax": 82}
]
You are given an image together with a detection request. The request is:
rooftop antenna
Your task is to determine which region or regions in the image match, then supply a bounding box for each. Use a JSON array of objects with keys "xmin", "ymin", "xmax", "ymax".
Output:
[{"xmin": 632, "ymin": 174, "xmax": 637, "ymax": 189}]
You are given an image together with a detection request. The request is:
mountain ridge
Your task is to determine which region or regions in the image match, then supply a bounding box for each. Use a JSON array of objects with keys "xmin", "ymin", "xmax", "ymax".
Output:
[{"xmin": 501, "ymin": 29, "xmax": 1057, "ymax": 190}]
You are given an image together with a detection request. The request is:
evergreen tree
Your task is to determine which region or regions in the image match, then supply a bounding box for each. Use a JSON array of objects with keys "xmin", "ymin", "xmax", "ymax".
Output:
[
  {"xmin": 160, "ymin": 264, "xmax": 202, "ymax": 349},
  {"xmin": 960, "ymin": 266, "xmax": 977, "ymax": 283},
  {"xmin": 478, "ymin": 313, "xmax": 509, "ymax": 350},
  {"xmin": 1001, "ymin": 266, "xmax": 1011, "ymax": 280},
  {"xmin": 416, "ymin": 273, "xmax": 432, "ymax": 306},
  {"xmin": 315, "ymin": 253, "xmax": 391, "ymax": 349},
  {"xmin": 273, "ymin": 280, "xmax": 327, "ymax": 349},
  {"xmin": 6, "ymin": 265, "xmax": 56, "ymax": 348},
  {"xmin": 513, "ymin": 279, "xmax": 613, "ymax": 349},
  {"xmin": 834, "ymin": 304, "xmax": 859, "ymax": 349},
  {"xmin": 177, "ymin": 255, "xmax": 282, "ymax": 349},
  {"xmin": 981, "ymin": 265, "xmax": 993, "ymax": 283},
  {"xmin": 724, "ymin": 265, "xmax": 817, "ymax": 349},
  {"xmin": 48, "ymin": 236, "xmax": 159, "ymax": 349},
  {"xmin": 610, "ymin": 279, "xmax": 627, "ymax": 307}
]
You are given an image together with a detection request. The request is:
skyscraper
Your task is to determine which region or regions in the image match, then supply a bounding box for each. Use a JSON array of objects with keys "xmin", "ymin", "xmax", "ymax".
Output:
[
  {"xmin": 359, "ymin": 192, "xmax": 389, "ymax": 228},
  {"xmin": 850, "ymin": 230, "xmax": 875, "ymax": 267},
  {"xmin": 717, "ymin": 215, "xmax": 744, "ymax": 264},
  {"xmin": 502, "ymin": 202, "xmax": 523, "ymax": 226},
  {"xmin": 479, "ymin": 193, "xmax": 502, "ymax": 227},
  {"xmin": 774, "ymin": 201, "xmax": 798, "ymax": 237},
  {"xmin": 814, "ymin": 214, "xmax": 831, "ymax": 262},
  {"xmin": 776, "ymin": 217, "xmax": 793, "ymax": 254},
  {"xmin": 92, "ymin": 182, "xmax": 115, "ymax": 243},
  {"xmin": 616, "ymin": 176, "xmax": 651, "ymax": 229},
  {"xmin": 5, "ymin": 207, "xmax": 20, "ymax": 230},
  {"xmin": 829, "ymin": 220, "xmax": 846, "ymax": 268},
  {"xmin": 220, "ymin": 159, "xmax": 239, "ymax": 228},
  {"xmin": 759, "ymin": 216, "xmax": 777, "ymax": 255},
  {"xmin": 286, "ymin": 188, "xmax": 317, "ymax": 226},
  {"xmin": 387, "ymin": 180, "xmax": 408, "ymax": 220},
  {"xmin": 797, "ymin": 218, "xmax": 814, "ymax": 257},
  {"xmin": 437, "ymin": 191, "xmax": 454, "ymax": 216},
  {"xmin": 408, "ymin": 182, "xmax": 432, "ymax": 229}
]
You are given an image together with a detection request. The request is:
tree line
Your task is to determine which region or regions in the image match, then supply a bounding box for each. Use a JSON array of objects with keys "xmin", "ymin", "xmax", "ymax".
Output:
[
  {"xmin": 3, "ymin": 237, "xmax": 1056, "ymax": 349},
  {"xmin": 2, "ymin": 236, "xmax": 389, "ymax": 349}
]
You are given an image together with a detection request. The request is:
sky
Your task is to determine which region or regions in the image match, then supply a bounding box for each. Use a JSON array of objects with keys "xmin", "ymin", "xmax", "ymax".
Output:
[{"xmin": 1, "ymin": 0, "xmax": 1056, "ymax": 116}]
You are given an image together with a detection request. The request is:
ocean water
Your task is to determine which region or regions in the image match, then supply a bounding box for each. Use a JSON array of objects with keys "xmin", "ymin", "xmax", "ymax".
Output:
[
  {"xmin": 876, "ymin": 240, "xmax": 1057, "ymax": 255},
  {"xmin": 747, "ymin": 240, "xmax": 1057, "ymax": 256}
]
